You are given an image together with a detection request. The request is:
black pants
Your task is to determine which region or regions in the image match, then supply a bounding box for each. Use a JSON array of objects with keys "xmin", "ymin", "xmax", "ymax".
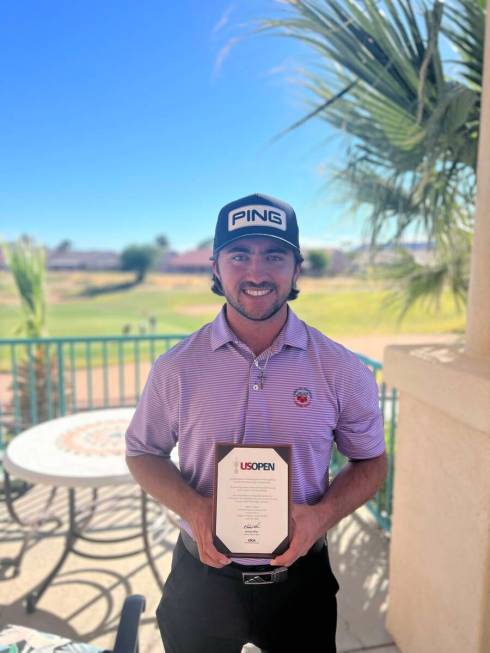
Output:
[{"xmin": 157, "ymin": 536, "xmax": 339, "ymax": 653}]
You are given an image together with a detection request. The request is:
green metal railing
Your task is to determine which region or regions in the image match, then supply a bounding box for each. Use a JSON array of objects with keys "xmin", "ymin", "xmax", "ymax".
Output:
[
  {"xmin": 0, "ymin": 335, "xmax": 397, "ymax": 532},
  {"xmin": 0, "ymin": 335, "xmax": 186, "ymax": 440},
  {"xmin": 331, "ymin": 354, "xmax": 397, "ymax": 532}
]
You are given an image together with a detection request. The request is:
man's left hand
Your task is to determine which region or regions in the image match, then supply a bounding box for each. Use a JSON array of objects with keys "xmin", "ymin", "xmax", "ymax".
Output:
[{"xmin": 270, "ymin": 503, "xmax": 326, "ymax": 568}]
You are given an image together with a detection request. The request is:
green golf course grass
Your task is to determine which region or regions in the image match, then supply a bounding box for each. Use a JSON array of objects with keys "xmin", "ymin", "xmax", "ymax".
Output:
[{"xmin": 0, "ymin": 270, "xmax": 466, "ymax": 340}]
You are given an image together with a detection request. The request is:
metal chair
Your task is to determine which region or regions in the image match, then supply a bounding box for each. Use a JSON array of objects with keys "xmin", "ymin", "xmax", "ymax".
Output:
[{"xmin": 0, "ymin": 594, "xmax": 146, "ymax": 653}]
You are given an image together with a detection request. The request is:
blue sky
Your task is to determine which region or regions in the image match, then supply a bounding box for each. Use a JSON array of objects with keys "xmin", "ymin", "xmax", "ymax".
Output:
[{"xmin": 0, "ymin": 0, "xmax": 372, "ymax": 253}]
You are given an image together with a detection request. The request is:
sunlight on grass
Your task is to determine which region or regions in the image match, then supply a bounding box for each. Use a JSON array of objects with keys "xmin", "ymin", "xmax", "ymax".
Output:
[{"xmin": 0, "ymin": 271, "xmax": 466, "ymax": 339}]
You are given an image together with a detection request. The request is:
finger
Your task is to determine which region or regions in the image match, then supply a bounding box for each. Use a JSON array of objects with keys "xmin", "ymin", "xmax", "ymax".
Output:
[
  {"xmin": 270, "ymin": 539, "xmax": 309, "ymax": 567},
  {"xmin": 202, "ymin": 533, "xmax": 231, "ymax": 564},
  {"xmin": 197, "ymin": 539, "xmax": 230, "ymax": 567},
  {"xmin": 201, "ymin": 553, "xmax": 230, "ymax": 568},
  {"xmin": 207, "ymin": 550, "xmax": 231, "ymax": 566},
  {"xmin": 201, "ymin": 555, "xmax": 230, "ymax": 568},
  {"xmin": 270, "ymin": 552, "xmax": 297, "ymax": 567},
  {"xmin": 270, "ymin": 545, "xmax": 298, "ymax": 567}
]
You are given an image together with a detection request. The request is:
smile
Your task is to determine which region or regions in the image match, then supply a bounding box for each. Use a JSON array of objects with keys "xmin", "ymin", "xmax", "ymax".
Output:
[{"xmin": 242, "ymin": 288, "xmax": 273, "ymax": 297}]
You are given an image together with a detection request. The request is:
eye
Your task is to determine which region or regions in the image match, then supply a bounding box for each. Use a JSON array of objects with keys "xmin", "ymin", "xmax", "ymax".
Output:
[
  {"xmin": 267, "ymin": 254, "xmax": 284, "ymax": 262},
  {"xmin": 231, "ymin": 254, "xmax": 248, "ymax": 262}
]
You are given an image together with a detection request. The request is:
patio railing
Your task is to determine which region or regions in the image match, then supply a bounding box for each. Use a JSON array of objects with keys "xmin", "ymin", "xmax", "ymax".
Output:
[
  {"xmin": 331, "ymin": 354, "xmax": 397, "ymax": 533},
  {"xmin": 0, "ymin": 335, "xmax": 397, "ymax": 532}
]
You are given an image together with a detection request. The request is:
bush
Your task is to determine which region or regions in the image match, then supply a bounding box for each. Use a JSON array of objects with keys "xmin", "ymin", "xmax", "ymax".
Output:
[{"xmin": 307, "ymin": 250, "xmax": 330, "ymax": 277}]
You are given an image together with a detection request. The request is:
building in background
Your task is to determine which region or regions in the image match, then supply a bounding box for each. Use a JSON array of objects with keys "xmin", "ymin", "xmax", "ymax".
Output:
[
  {"xmin": 0, "ymin": 242, "xmax": 435, "ymax": 275},
  {"xmin": 351, "ymin": 242, "xmax": 435, "ymax": 271}
]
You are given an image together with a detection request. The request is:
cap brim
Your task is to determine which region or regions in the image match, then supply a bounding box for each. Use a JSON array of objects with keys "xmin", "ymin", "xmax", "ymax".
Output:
[{"xmin": 213, "ymin": 232, "xmax": 301, "ymax": 255}]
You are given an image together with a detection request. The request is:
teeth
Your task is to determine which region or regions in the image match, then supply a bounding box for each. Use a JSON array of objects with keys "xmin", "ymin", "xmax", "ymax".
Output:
[{"xmin": 243, "ymin": 289, "xmax": 271, "ymax": 296}]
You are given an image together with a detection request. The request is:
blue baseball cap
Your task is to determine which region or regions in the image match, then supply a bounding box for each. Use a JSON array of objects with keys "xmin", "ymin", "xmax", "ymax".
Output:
[{"xmin": 212, "ymin": 193, "xmax": 301, "ymax": 257}]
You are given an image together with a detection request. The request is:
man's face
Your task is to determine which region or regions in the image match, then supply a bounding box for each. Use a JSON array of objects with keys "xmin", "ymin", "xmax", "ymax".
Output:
[{"xmin": 212, "ymin": 236, "xmax": 301, "ymax": 322}]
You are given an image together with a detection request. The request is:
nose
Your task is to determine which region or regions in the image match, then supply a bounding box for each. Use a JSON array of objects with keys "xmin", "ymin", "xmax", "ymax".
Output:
[{"xmin": 244, "ymin": 255, "xmax": 269, "ymax": 284}]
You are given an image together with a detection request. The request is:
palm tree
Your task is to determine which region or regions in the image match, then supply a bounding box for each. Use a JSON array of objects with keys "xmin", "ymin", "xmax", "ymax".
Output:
[
  {"xmin": 3, "ymin": 239, "xmax": 66, "ymax": 429},
  {"xmin": 261, "ymin": 0, "xmax": 485, "ymax": 317},
  {"xmin": 4, "ymin": 237, "xmax": 47, "ymax": 338}
]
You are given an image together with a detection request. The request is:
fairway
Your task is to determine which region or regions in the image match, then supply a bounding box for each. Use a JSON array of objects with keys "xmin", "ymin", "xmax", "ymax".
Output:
[{"xmin": 0, "ymin": 270, "xmax": 466, "ymax": 340}]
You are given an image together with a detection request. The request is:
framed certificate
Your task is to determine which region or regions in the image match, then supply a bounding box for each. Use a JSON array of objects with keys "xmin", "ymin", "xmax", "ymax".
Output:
[{"xmin": 213, "ymin": 443, "xmax": 291, "ymax": 558}]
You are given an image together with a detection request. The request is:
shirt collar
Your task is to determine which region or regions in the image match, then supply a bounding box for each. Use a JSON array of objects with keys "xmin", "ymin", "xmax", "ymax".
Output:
[
  {"xmin": 210, "ymin": 305, "xmax": 308, "ymax": 352},
  {"xmin": 210, "ymin": 305, "xmax": 240, "ymax": 351},
  {"xmin": 276, "ymin": 307, "xmax": 308, "ymax": 352}
]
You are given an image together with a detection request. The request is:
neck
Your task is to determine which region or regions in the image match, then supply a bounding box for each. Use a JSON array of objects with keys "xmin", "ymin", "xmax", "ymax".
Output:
[{"xmin": 225, "ymin": 304, "xmax": 288, "ymax": 356}]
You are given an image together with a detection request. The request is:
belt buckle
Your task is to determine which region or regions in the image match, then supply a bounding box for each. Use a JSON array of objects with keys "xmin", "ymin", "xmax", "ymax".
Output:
[{"xmin": 242, "ymin": 567, "xmax": 288, "ymax": 585}]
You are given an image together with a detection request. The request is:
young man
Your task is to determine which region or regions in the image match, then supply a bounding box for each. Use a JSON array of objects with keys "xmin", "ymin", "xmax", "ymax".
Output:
[{"xmin": 125, "ymin": 193, "xmax": 387, "ymax": 653}]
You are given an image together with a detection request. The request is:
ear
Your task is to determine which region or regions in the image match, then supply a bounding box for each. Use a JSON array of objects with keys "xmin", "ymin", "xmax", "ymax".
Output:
[
  {"xmin": 293, "ymin": 261, "xmax": 301, "ymax": 285},
  {"xmin": 212, "ymin": 259, "xmax": 220, "ymax": 280}
]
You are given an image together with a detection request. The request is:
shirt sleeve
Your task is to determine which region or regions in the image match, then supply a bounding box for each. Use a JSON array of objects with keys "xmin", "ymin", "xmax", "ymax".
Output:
[
  {"xmin": 125, "ymin": 356, "xmax": 178, "ymax": 457},
  {"xmin": 333, "ymin": 361, "xmax": 385, "ymax": 460}
]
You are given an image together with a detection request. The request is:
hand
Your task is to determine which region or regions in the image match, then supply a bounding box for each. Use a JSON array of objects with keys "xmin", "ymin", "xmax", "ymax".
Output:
[
  {"xmin": 270, "ymin": 503, "xmax": 325, "ymax": 568},
  {"xmin": 186, "ymin": 494, "xmax": 231, "ymax": 568}
]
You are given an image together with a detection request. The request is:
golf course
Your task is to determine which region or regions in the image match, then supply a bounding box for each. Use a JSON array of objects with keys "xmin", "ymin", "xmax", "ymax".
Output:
[{"xmin": 0, "ymin": 270, "xmax": 466, "ymax": 343}]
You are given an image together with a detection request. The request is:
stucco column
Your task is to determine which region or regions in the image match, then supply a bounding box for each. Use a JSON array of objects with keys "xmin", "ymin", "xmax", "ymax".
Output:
[
  {"xmin": 465, "ymin": 6, "xmax": 490, "ymax": 359},
  {"xmin": 383, "ymin": 8, "xmax": 490, "ymax": 653}
]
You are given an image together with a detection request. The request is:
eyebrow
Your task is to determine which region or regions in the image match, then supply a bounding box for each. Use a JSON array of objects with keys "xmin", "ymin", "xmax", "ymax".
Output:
[{"xmin": 225, "ymin": 245, "xmax": 289, "ymax": 255}]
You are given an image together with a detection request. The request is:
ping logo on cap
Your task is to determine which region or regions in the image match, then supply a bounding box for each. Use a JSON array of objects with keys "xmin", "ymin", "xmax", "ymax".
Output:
[{"xmin": 228, "ymin": 204, "xmax": 287, "ymax": 232}]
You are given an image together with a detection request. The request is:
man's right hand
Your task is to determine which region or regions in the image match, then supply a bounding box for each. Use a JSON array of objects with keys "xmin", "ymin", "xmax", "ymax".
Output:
[
  {"xmin": 125, "ymin": 455, "xmax": 230, "ymax": 568},
  {"xmin": 186, "ymin": 494, "xmax": 231, "ymax": 568}
]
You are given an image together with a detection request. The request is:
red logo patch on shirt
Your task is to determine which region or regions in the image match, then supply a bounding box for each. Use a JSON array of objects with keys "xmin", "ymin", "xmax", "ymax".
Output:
[{"xmin": 293, "ymin": 387, "xmax": 312, "ymax": 407}]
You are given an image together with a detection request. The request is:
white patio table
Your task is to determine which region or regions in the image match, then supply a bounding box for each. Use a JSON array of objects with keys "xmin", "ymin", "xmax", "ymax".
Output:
[{"xmin": 3, "ymin": 407, "xmax": 176, "ymax": 612}]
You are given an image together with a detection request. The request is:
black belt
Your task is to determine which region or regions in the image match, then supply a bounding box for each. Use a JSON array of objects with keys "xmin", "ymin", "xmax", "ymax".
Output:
[{"xmin": 179, "ymin": 529, "xmax": 325, "ymax": 585}]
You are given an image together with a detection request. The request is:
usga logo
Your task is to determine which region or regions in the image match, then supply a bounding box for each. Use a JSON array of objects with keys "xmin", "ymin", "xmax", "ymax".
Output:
[
  {"xmin": 228, "ymin": 205, "xmax": 287, "ymax": 232},
  {"xmin": 240, "ymin": 461, "xmax": 276, "ymax": 471}
]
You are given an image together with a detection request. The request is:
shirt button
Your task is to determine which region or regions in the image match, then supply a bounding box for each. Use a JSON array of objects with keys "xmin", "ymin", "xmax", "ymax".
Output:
[{"xmin": 252, "ymin": 384, "xmax": 259, "ymax": 391}]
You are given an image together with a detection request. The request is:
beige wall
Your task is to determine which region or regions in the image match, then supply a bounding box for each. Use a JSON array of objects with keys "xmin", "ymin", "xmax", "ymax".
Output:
[
  {"xmin": 385, "ymin": 6, "xmax": 490, "ymax": 650},
  {"xmin": 465, "ymin": 3, "xmax": 490, "ymax": 359},
  {"xmin": 384, "ymin": 346, "xmax": 490, "ymax": 653}
]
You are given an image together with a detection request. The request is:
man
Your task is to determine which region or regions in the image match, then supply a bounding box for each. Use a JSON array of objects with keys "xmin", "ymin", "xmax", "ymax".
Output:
[{"xmin": 125, "ymin": 193, "xmax": 387, "ymax": 653}]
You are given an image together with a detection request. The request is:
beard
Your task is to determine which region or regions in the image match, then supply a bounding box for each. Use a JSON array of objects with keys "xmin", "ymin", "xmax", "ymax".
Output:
[{"xmin": 222, "ymin": 280, "xmax": 295, "ymax": 322}]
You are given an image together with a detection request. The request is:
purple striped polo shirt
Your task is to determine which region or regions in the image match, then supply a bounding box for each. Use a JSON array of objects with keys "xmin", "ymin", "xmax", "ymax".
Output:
[{"xmin": 125, "ymin": 306, "xmax": 385, "ymax": 565}]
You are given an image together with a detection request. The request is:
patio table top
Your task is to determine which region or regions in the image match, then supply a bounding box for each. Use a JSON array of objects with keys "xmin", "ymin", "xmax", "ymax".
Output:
[{"xmin": 3, "ymin": 408, "xmax": 136, "ymax": 488}]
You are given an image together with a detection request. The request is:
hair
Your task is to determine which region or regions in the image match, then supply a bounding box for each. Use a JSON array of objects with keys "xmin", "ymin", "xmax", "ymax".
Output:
[{"xmin": 210, "ymin": 251, "xmax": 303, "ymax": 301}]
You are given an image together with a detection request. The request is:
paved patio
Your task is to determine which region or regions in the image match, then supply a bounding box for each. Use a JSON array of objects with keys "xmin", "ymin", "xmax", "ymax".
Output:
[{"xmin": 0, "ymin": 484, "xmax": 399, "ymax": 652}]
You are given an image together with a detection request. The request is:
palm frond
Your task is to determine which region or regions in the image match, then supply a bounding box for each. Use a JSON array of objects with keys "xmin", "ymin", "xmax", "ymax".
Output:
[
  {"xmin": 443, "ymin": 0, "xmax": 485, "ymax": 92},
  {"xmin": 2, "ymin": 238, "xmax": 47, "ymax": 338},
  {"xmin": 378, "ymin": 231, "xmax": 470, "ymax": 320},
  {"xmin": 259, "ymin": 0, "xmax": 484, "ymax": 318}
]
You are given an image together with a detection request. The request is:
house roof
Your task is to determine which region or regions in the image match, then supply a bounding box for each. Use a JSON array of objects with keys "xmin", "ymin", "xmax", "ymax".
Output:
[{"xmin": 166, "ymin": 248, "xmax": 213, "ymax": 268}]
